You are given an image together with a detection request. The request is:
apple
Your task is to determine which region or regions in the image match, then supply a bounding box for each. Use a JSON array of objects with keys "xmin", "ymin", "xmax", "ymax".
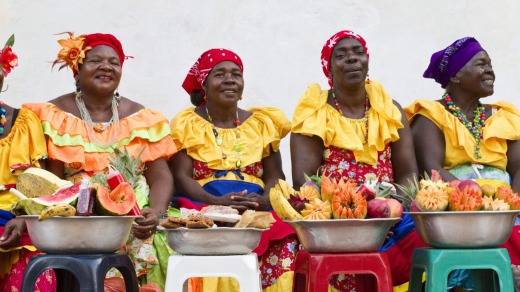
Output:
[
  {"xmin": 367, "ymin": 198, "xmax": 390, "ymax": 218},
  {"xmin": 387, "ymin": 198, "xmax": 404, "ymax": 218},
  {"xmin": 457, "ymin": 180, "xmax": 482, "ymax": 196}
]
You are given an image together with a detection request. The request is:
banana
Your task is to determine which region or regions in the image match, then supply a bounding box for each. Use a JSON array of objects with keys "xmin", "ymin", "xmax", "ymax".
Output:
[
  {"xmin": 276, "ymin": 179, "xmax": 295, "ymax": 199},
  {"xmin": 38, "ymin": 204, "xmax": 77, "ymax": 221},
  {"xmin": 270, "ymin": 187, "xmax": 303, "ymax": 220}
]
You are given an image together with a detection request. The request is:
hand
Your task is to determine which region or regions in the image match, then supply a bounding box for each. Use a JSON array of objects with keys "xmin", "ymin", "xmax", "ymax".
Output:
[
  {"xmin": 215, "ymin": 191, "xmax": 258, "ymax": 212},
  {"xmin": 0, "ymin": 218, "xmax": 26, "ymax": 249},
  {"xmin": 132, "ymin": 208, "xmax": 159, "ymax": 240},
  {"xmin": 241, "ymin": 193, "xmax": 271, "ymax": 211}
]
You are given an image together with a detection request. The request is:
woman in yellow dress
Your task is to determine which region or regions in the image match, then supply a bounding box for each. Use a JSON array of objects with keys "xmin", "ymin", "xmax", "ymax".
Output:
[
  {"xmin": 0, "ymin": 35, "xmax": 53, "ymax": 291},
  {"xmin": 405, "ymin": 36, "xmax": 520, "ymax": 291},
  {"xmin": 23, "ymin": 32, "xmax": 176, "ymax": 290},
  {"xmin": 290, "ymin": 30, "xmax": 421, "ymax": 290},
  {"xmin": 170, "ymin": 48, "xmax": 296, "ymax": 291}
]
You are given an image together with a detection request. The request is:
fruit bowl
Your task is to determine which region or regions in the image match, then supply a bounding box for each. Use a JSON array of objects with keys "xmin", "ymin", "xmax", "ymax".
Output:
[
  {"xmin": 405, "ymin": 210, "xmax": 520, "ymax": 248},
  {"xmin": 20, "ymin": 215, "xmax": 139, "ymax": 254},
  {"xmin": 161, "ymin": 227, "xmax": 265, "ymax": 255},
  {"xmin": 284, "ymin": 218, "xmax": 401, "ymax": 253}
]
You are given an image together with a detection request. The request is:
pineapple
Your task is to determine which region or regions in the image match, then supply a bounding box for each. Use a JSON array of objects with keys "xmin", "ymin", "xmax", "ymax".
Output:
[
  {"xmin": 108, "ymin": 146, "xmax": 146, "ymax": 189},
  {"xmin": 393, "ymin": 174, "xmax": 420, "ymax": 210}
]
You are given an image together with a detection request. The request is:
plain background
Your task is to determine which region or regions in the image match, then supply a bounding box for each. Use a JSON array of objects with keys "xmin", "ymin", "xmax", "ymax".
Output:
[{"xmin": 2, "ymin": 0, "xmax": 520, "ymax": 184}]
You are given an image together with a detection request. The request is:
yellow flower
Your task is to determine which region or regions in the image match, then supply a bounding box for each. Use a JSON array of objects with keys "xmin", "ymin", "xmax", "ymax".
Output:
[{"xmin": 52, "ymin": 32, "xmax": 91, "ymax": 71}]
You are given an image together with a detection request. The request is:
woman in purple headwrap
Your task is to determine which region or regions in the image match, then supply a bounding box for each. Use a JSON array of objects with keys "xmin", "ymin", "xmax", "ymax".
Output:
[
  {"xmin": 405, "ymin": 37, "xmax": 520, "ymax": 290},
  {"xmin": 291, "ymin": 30, "xmax": 421, "ymax": 290}
]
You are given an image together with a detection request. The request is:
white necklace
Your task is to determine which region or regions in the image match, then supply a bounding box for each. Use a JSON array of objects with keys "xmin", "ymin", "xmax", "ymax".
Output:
[
  {"xmin": 205, "ymin": 106, "xmax": 242, "ymax": 169},
  {"xmin": 75, "ymin": 92, "xmax": 120, "ymax": 147}
]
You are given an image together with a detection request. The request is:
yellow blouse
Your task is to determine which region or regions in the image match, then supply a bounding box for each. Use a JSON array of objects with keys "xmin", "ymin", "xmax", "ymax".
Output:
[
  {"xmin": 405, "ymin": 99, "xmax": 520, "ymax": 170},
  {"xmin": 291, "ymin": 81, "xmax": 403, "ymax": 165},
  {"xmin": 0, "ymin": 108, "xmax": 47, "ymax": 210},
  {"xmin": 171, "ymin": 107, "xmax": 291, "ymax": 172}
]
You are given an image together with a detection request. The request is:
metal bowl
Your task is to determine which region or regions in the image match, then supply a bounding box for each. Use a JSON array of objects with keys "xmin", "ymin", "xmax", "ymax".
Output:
[
  {"xmin": 405, "ymin": 210, "xmax": 520, "ymax": 248},
  {"xmin": 162, "ymin": 227, "xmax": 265, "ymax": 255},
  {"xmin": 284, "ymin": 218, "xmax": 401, "ymax": 253},
  {"xmin": 20, "ymin": 215, "xmax": 139, "ymax": 254}
]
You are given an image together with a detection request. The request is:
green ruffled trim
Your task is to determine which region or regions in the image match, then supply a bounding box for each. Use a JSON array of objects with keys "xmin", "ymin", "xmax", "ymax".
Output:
[{"xmin": 41, "ymin": 121, "xmax": 172, "ymax": 153}]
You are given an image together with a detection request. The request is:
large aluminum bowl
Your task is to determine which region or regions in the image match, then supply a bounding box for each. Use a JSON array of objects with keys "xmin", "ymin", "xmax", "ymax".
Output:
[
  {"xmin": 406, "ymin": 210, "xmax": 520, "ymax": 248},
  {"xmin": 284, "ymin": 218, "xmax": 401, "ymax": 253},
  {"xmin": 20, "ymin": 215, "xmax": 139, "ymax": 254},
  {"xmin": 162, "ymin": 227, "xmax": 265, "ymax": 255}
]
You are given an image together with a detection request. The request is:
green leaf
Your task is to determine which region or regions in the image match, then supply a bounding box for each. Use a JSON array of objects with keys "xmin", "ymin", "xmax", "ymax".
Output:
[{"xmin": 4, "ymin": 34, "xmax": 15, "ymax": 48}]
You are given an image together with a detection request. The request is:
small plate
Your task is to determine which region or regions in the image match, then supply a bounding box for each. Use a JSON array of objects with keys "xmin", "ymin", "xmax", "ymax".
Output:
[{"xmin": 202, "ymin": 213, "xmax": 242, "ymax": 223}]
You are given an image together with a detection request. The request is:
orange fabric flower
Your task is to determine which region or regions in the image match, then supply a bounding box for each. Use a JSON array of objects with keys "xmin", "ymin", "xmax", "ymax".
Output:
[
  {"xmin": 52, "ymin": 32, "xmax": 91, "ymax": 71},
  {"xmin": 0, "ymin": 46, "xmax": 18, "ymax": 76}
]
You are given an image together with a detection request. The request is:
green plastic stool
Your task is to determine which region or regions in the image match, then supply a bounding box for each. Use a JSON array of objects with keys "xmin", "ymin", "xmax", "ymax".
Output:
[{"xmin": 409, "ymin": 248, "xmax": 514, "ymax": 292}]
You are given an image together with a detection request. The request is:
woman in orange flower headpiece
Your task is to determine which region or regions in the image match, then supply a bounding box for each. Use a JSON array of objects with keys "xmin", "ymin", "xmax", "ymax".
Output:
[
  {"xmin": 170, "ymin": 48, "xmax": 296, "ymax": 292},
  {"xmin": 23, "ymin": 32, "xmax": 177, "ymax": 290},
  {"xmin": 0, "ymin": 34, "xmax": 53, "ymax": 291}
]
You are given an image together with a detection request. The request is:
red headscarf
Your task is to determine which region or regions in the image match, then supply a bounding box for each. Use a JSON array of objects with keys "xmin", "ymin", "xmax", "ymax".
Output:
[
  {"xmin": 320, "ymin": 30, "xmax": 369, "ymax": 87},
  {"xmin": 182, "ymin": 48, "xmax": 243, "ymax": 95},
  {"xmin": 73, "ymin": 33, "xmax": 126, "ymax": 76}
]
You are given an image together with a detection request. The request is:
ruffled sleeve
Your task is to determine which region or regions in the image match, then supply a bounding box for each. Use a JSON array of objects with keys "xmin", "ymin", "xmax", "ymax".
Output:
[
  {"xmin": 291, "ymin": 82, "xmax": 402, "ymax": 165},
  {"xmin": 404, "ymin": 99, "xmax": 520, "ymax": 170},
  {"xmin": 0, "ymin": 108, "xmax": 47, "ymax": 210},
  {"xmin": 23, "ymin": 103, "xmax": 176, "ymax": 172},
  {"xmin": 171, "ymin": 107, "xmax": 290, "ymax": 170}
]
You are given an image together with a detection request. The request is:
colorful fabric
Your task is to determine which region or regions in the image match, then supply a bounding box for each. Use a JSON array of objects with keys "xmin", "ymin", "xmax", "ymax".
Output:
[
  {"xmin": 423, "ymin": 37, "xmax": 484, "ymax": 88},
  {"xmin": 320, "ymin": 145, "xmax": 394, "ymax": 184},
  {"xmin": 171, "ymin": 106, "xmax": 295, "ymax": 292},
  {"xmin": 0, "ymin": 108, "xmax": 51, "ymax": 290},
  {"xmin": 24, "ymin": 102, "xmax": 177, "ymax": 289},
  {"xmin": 0, "ymin": 108, "xmax": 47, "ymax": 210},
  {"xmin": 405, "ymin": 99, "xmax": 520, "ymax": 170},
  {"xmin": 172, "ymin": 107, "xmax": 290, "ymax": 172},
  {"xmin": 182, "ymin": 48, "xmax": 244, "ymax": 95},
  {"xmin": 292, "ymin": 82, "xmax": 403, "ymax": 165},
  {"xmin": 320, "ymin": 30, "xmax": 369, "ymax": 87},
  {"xmin": 23, "ymin": 103, "xmax": 175, "ymax": 172}
]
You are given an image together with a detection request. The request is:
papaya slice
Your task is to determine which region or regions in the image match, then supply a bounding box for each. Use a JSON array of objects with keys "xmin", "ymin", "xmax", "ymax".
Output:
[{"xmin": 95, "ymin": 182, "xmax": 136, "ymax": 215}]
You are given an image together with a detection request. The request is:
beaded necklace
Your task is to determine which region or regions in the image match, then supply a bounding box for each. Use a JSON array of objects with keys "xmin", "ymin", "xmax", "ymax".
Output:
[
  {"xmin": 332, "ymin": 89, "xmax": 370, "ymax": 144},
  {"xmin": 75, "ymin": 92, "xmax": 121, "ymax": 147},
  {"xmin": 205, "ymin": 106, "xmax": 242, "ymax": 169},
  {"xmin": 443, "ymin": 93, "xmax": 486, "ymax": 159},
  {"xmin": 0, "ymin": 101, "xmax": 6, "ymax": 135}
]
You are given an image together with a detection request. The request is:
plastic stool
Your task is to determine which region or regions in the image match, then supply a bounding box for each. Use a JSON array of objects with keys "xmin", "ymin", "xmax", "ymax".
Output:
[
  {"xmin": 293, "ymin": 249, "xmax": 394, "ymax": 292},
  {"xmin": 409, "ymin": 248, "xmax": 514, "ymax": 292},
  {"xmin": 21, "ymin": 253, "xmax": 139, "ymax": 292},
  {"xmin": 164, "ymin": 253, "xmax": 261, "ymax": 291}
]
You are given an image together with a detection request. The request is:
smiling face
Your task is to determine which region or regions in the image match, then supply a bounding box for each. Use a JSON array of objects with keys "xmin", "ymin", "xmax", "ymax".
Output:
[
  {"xmin": 330, "ymin": 38, "xmax": 369, "ymax": 88},
  {"xmin": 203, "ymin": 61, "xmax": 244, "ymax": 107},
  {"xmin": 76, "ymin": 45, "xmax": 122, "ymax": 96},
  {"xmin": 453, "ymin": 50, "xmax": 495, "ymax": 98}
]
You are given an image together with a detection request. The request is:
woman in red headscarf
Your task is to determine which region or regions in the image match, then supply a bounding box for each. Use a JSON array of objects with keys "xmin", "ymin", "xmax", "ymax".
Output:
[
  {"xmin": 23, "ymin": 32, "xmax": 176, "ymax": 290},
  {"xmin": 0, "ymin": 34, "xmax": 54, "ymax": 291},
  {"xmin": 290, "ymin": 30, "xmax": 421, "ymax": 290},
  {"xmin": 170, "ymin": 48, "xmax": 297, "ymax": 291}
]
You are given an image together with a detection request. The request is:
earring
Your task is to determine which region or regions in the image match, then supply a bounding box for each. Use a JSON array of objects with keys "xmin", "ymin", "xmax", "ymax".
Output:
[
  {"xmin": 75, "ymin": 80, "xmax": 81, "ymax": 97},
  {"xmin": 366, "ymin": 73, "xmax": 371, "ymax": 84}
]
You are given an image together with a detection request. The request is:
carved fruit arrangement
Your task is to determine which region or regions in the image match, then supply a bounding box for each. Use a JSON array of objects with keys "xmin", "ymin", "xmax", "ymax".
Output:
[{"xmin": 269, "ymin": 173, "xmax": 401, "ymax": 220}]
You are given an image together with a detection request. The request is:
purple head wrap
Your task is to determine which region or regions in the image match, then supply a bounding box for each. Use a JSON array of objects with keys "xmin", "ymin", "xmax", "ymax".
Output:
[{"xmin": 423, "ymin": 37, "xmax": 484, "ymax": 88}]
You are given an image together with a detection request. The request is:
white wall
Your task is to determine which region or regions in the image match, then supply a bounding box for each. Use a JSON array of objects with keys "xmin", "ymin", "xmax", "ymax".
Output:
[{"xmin": 2, "ymin": 0, "xmax": 520, "ymax": 184}]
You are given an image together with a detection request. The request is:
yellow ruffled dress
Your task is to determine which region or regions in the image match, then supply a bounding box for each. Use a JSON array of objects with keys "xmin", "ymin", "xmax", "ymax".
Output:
[
  {"xmin": 405, "ymin": 100, "xmax": 520, "ymax": 170},
  {"xmin": 292, "ymin": 81, "xmax": 403, "ymax": 165},
  {"xmin": 23, "ymin": 103, "xmax": 177, "ymax": 290},
  {"xmin": 171, "ymin": 107, "xmax": 294, "ymax": 292},
  {"xmin": 0, "ymin": 108, "xmax": 49, "ymax": 289}
]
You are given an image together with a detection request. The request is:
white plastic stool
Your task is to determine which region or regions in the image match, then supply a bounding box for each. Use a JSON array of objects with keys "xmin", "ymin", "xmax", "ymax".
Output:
[{"xmin": 164, "ymin": 253, "xmax": 262, "ymax": 292}]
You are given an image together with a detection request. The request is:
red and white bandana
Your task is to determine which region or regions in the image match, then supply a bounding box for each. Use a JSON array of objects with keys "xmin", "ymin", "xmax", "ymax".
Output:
[
  {"xmin": 182, "ymin": 48, "xmax": 243, "ymax": 95},
  {"xmin": 320, "ymin": 30, "xmax": 369, "ymax": 87}
]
